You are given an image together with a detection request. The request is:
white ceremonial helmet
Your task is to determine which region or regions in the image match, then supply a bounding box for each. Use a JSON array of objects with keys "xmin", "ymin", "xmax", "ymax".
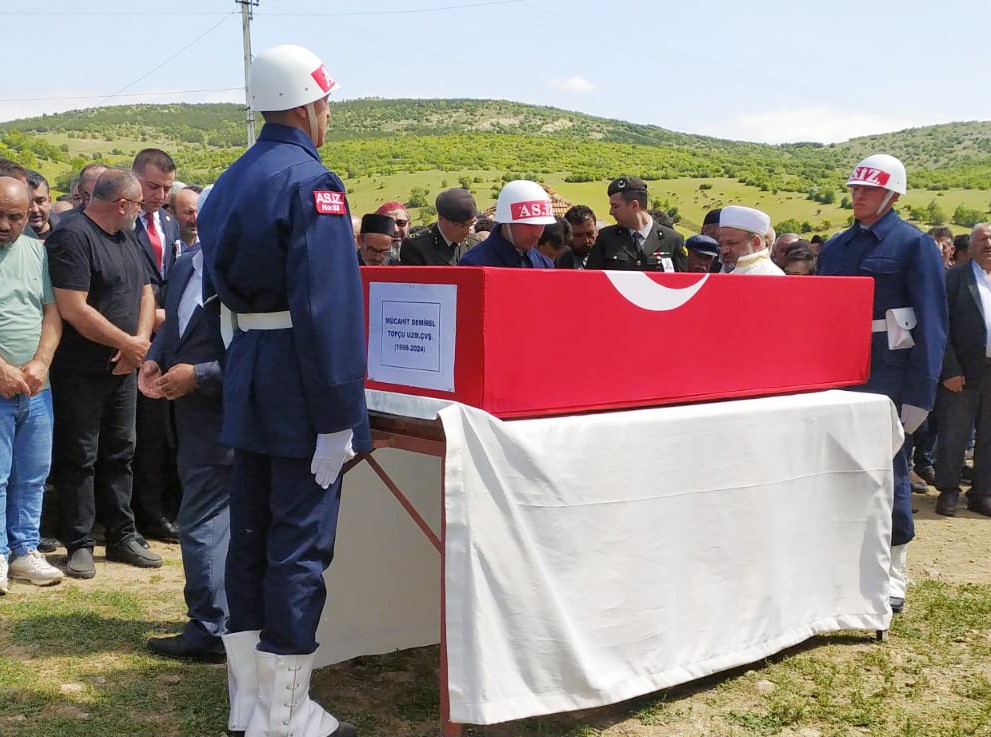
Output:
[
  {"xmin": 494, "ymin": 180, "xmax": 556, "ymax": 225},
  {"xmin": 846, "ymin": 153, "xmax": 907, "ymax": 195},
  {"xmin": 250, "ymin": 44, "xmax": 340, "ymax": 112}
]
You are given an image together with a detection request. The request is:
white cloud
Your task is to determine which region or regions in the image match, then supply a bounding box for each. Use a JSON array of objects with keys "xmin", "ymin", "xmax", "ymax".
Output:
[
  {"xmin": 698, "ymin": 106, "xmax": 948, "ymax": 145},
  {"xmin": 547, "ymin": 76, "xmax": 595, "ymax": 94}
]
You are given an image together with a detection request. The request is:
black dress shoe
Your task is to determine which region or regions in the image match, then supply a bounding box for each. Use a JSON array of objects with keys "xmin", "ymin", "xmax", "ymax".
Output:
[
  {"xmin": 147, "ymin": 634, "xmax": 225, "ymax": 663},
  {"xmin": 331, "ymin": 723, "xmax": 358, "ymax": 737},
  {"xmin": 966, "ymin": 495, "xmax": 991, "ymax": 517},
  {"xmin": 140, "ymin": 515, "xmax": 180, "ymax": 543},
  {"xmin": 890, "ymin": 596, "xmax": 905, "ymax": 614},
  {"xmin": 910, "ymin": 477, "xmax": 929, "ymax": 494},
  {"xmin": 37, "ymin": 536, "xmax": 61, "ymax": 553},
  {"xmin": 106, "ymin": 538, "xmax": 163, "ymax": 568},
  {"xmin": 935, "ymin": 491, "xmax": 959, "ymax": 517},
  {"xmin": 914, "ymin": 465, "xmax": 936, "ymax": 485},
  {"xmin": 66, "ymin": 547, "xmax": 96, "ymax": 579}
]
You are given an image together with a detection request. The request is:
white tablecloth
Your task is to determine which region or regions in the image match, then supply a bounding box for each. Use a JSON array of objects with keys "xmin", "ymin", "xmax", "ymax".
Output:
[{"xmin": 318, "ymin": 390, "xmax": 901, "ymax": 726}]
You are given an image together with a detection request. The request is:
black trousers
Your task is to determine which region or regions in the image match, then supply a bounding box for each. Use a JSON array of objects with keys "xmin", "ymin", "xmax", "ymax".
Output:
[
  {"xmin": 132, "ymin": 393, "xmax": 178, "ymax": 524},
  {"xmin": 935, "ymin": 370, "xmax": 991, "ymax": 499},
  {"xmin": 51, "ymin": 370, "xmax": 139, "ymax": 552}
]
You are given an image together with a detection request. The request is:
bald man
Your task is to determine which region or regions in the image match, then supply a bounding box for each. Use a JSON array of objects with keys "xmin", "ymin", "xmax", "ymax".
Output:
[{"xmin": 0, "ymin": 177, "xmax": 64, "ymax": 592}]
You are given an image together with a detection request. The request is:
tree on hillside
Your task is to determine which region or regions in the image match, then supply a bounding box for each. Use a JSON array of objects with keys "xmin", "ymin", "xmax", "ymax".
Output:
[
  {"xmin": 926, "ymin": 200, "xmax": 947, "ymax": 226},
  {"xmin": 953, "ymin": 205, "xmax": 984, "ymax": 228}
]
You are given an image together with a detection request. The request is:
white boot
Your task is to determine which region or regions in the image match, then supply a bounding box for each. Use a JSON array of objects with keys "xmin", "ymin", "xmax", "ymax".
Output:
[
  {"xmin": 247, "ymin": 651, "xmax": 343, "ymax": 737},
  {"xmin": 889, "ymin": 543, "xmax": 909, "ymax": 612},
  {"xmin": 223, "ymin": 630, "xmax": 261, "ymax": 734}
]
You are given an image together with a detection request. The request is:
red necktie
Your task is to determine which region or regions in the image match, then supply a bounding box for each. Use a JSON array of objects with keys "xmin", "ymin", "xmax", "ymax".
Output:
[{"xmin": 146, "ymin": 213, "xmax": 163, "ymax": 273}]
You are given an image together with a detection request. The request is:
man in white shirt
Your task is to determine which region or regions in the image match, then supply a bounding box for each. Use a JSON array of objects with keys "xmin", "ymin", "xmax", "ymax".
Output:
[{"xmin": 933, "ymin": 222, "xmax": 991, "ymax": 517}]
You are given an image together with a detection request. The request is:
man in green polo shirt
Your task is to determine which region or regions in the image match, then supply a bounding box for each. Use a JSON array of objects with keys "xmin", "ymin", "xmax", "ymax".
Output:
[{"xmin": 0, "ymin": 175, "xmax": 63, "ymax": 593}]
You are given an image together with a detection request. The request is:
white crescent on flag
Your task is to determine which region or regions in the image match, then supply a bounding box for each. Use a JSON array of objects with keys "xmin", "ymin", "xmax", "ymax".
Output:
[{"xmin": 603, "ymin": 271, "xmax": 709, "ymax": 312}]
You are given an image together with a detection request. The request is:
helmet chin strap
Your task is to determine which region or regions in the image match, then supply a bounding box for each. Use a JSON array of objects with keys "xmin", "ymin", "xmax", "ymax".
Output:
[
  {"xmin": 503, "ymin": 223, "xmax": 517, "ymax": 248},
  {"xmin": 876, "ymin": 190, "xmax": 896, "ymax": 216},
  {"xmin": 305, "ymin": 102, "xmax": 320, "ymax": 143}
]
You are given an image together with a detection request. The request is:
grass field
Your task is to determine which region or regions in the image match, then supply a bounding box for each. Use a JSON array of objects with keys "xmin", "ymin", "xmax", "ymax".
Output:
[{"xmin": 3, "ymin": 519, "xmax": 991, "ymax": 737}]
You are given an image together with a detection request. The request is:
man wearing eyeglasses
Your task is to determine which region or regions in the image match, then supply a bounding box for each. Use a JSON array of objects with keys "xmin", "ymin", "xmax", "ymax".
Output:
[
  {"xmin": 375, "ymin": 200, "xmax": 410, "ymax": 259},
  {"xmin": 400, "ymin": 187, "xmax": 478, "ymax": 265},
  {"xmin": 46, "ymin": 168, "xmax": 163, "ymax": 580},
  {"xmin": 357, "ymin": 213, "xmax": 397, "ymax": 266}
]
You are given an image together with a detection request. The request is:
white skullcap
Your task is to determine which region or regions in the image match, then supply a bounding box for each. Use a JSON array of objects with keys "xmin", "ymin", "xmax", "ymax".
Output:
[{"xmin": 719, "ymin": 205, "xmax": 771, "ymax": 236}]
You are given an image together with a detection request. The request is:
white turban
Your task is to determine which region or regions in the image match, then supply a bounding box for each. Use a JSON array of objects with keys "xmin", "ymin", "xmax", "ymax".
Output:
[{"xmin": 720, "ymin": 205, "xmax": 771, "ymax": 235}]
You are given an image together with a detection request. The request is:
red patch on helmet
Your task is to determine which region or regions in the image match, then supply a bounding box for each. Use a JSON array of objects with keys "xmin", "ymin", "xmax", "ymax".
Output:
[
  {"xmin": 313, "ymin": 190, "xmax": 347, "ymax": 215},
  {"xmin": 311, "ymin": 65, "xmax": 335, "ymax": 93},
  {"xmin": 850, "ymin": 166, "xmax": 890, "ymax": 187},
  {"xmin": 510, "ymin": 200, "xmax": 553, "ymax": 219}
]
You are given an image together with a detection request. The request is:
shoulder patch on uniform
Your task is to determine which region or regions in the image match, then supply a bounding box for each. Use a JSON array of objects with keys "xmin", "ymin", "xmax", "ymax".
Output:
[{"xmin": 313, "ymin": 190, "xmax": 347, "ymax": 215}]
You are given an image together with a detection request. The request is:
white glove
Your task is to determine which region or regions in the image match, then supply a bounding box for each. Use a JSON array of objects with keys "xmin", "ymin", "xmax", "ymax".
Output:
[
  {"xmin": 900, "ymin": 404, "xmax": 929, "ymax": 435},
  {"xmin": 310, "ymin": 429, "xmax": 355, "ymax": 489}
]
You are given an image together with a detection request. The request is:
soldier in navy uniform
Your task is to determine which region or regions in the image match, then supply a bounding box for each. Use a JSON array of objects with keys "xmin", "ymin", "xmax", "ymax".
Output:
[
  {"xmin": 585, "ymin": 176, "xmax": 686, "ymax": 272},
  {"xmin": 399, "ymin": 187, "xmax": 477, "ymax": 265},
  {"xmin": 458, "ymin": 179, "xmax": 556, "ymax": 268},
  {"xmin": 818, "ymin": 154, "xmax": 948, "ymax": 615},
  {"xmin": 199, "ymin": 45, "xmax": 366, "ymax": 737}
]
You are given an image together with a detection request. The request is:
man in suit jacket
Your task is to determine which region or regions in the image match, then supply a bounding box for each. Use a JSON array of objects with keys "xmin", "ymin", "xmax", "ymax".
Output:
[
  {"xmin": 934, "ymin": 223, "xmax": 991, "ymax": 517},
  {"xmin": 131, "ymin": 149, "xmax": 182, "ymax": 543},
  {"xmin": 585, "ymin": 176, "xmax": 686, "ymax": 272},
  {"xmin": 139, "ymin": 239, "xmax": 233, "ymax": 661}
]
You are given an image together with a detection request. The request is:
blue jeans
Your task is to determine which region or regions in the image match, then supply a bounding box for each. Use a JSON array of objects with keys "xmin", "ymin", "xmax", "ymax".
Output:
[{"xmin": 0, "ymin": 389, "xmax": 53, "ymax": 558}]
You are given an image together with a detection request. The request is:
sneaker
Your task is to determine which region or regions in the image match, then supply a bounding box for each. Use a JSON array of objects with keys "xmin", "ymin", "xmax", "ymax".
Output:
[
  {"xmin": 0, "ymin": 556, "xmax": 8, "ymax": 595},
  {"xmin": 106, "ymin": 538, "xmax": 162, "ymax": 568},
  {"xmin": 9, "ymin": 549, "xmax": 64, "ymax": 586}
]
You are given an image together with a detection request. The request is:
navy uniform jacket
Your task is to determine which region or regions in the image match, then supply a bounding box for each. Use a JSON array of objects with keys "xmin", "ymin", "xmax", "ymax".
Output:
[
  {"xmin": 199, "ymin": 123, "xmax": 370, "ymax": 458},
  {"xmin": 818, "ymin": 209, "xmax": 948, "ymax": 411},
  {"xmin": 585, "ymin": 222, "xmax": 686, "ymax": 272},
  {"xmin": 458, "ymin": 226, "xmax": 554, "ymax": 267},
  {"xmin": 146, "ymin": 247, "xmax": 232, "ymax": 468},
  {"xmin": 135, "ymin": 208, "xmax": 180, "ymax": 307},
  {"xmin": 941, "ymin": 262, "xmax": 989, "ymax": 385}
]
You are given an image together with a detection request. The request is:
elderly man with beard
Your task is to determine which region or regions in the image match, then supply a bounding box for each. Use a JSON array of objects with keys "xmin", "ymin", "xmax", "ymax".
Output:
[
  {"xmin": 718, "ymin": 206, "xmax": 784, "ymax": 275},
  {"xmin": 46, "ymin": 169, "xmax": 161, "ymax": 580}
]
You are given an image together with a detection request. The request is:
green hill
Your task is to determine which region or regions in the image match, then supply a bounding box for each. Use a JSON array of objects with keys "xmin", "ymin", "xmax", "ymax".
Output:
[{"xmin": 1, "ymin": 99, "xmax": 988, "ymax": 235}]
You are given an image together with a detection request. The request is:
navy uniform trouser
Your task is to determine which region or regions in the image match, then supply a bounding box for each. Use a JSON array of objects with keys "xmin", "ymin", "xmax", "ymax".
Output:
[
  {"xmin": 850, "ymin": 381, "xmax": 914, "ymax": 547},
  {"xmin": 225, "ymin": 449, "xmax": 343, "ymax": 655},
  {"xmin": 892, "ymin": 437, "xmax": 914, "ymax": 546}
]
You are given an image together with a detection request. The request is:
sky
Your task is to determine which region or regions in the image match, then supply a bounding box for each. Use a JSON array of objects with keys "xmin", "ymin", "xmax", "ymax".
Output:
[{"xmin": 2, "ymin": 0, "xmax": 988, "ymax": 145}]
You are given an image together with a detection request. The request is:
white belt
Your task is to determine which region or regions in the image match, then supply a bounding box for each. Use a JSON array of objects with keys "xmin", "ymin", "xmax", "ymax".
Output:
[
  {"xmin": 236, "ymin": 310, "xmax": 293, "ymax": 331},
  {"xmin": 870, "ymin": 319, "xmax": 887, "ymax": 332}
]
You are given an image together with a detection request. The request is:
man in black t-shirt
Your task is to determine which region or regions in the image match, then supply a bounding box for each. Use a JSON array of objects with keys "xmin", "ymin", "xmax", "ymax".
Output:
[{"xmin": 46, "ymin": 168, "xmax": 162, "ymax": 579}]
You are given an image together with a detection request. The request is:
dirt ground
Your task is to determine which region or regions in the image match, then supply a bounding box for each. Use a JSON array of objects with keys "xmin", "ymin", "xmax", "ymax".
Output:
[{"xmin": 907, "ymin": 484, "xmax": 991, "ymax": 585}]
